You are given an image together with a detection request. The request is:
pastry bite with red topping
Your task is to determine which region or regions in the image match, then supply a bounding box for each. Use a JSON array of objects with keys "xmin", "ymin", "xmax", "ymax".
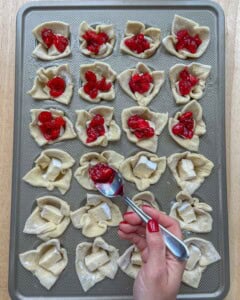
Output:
[
  {"xmin": 78, "ymin": 62, "xmax": 117, "ymax": 103},
  {"xmin": 121, "ymin": 106, "xmax": 168, "ymax": 153},
  {"xmin": 75, "ymin": 106, "xmax": 121, "ymax": 147},
  {"xmin": 29, "ymin": 109, "xmax": 76, "ymax": 146},
  {"xmin": 118, "ymin": 62, "xmax": 165, "ymax": 106},
  {"xmin": 120, "ymin": 21, "xmax": 161, "ymax": 58},
  {"xmin": 168, "ymin": 100, "xmax": 206, "ymax": 151},
  {"xmin": 74, "ymin": 151, "xmax": 125, "ymax": 191},
  {"xmin": 28, "ymin": 64, "xmax": 73, "ymax": 105},
  {"xmin": 79, "ymin": 21, "xmax": 115, "ymax": 58},
  {"xmin": 32, "ymin": 21, "xmax": 71, "ymax": 60},
  {"xmin": 163, "ymin": 15, "xmax": 210, "ymax": 59},
  {"xmin": 169, "ymin": 63, "xmax": 211, "ymax": 104}
]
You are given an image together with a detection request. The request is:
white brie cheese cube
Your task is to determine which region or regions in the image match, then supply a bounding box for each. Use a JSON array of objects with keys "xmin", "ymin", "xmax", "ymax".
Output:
[
  {"xmin": 88, "ymin": 203, "xmax": 112, "ymax": 221},
  {"xmin": 39, "ymin": 246, "xmax": 62, "ymax": 269},
  {"xmin": 40, "ymin": 205, "xmax": 63, "ymax": 225},
  {"xmin": 178, "ymin": 159, "xmax": 196, "ymax": 181},
  {"xmin": 131, "ymin": 251, "xmax": 142, "ymax": 266},
  {"xmin": 43, "ymin": 158, "xmax": 62, "ymax": 182},
  {"xmin": 185, "ymin": 244, "xmax": 201, "ymax": 271},
  {"xmin": 133, "ymin": 156, "xmax": 157, "ymax": 179},
  {"xmin": 177, "ymin": 202, "xmax": 197, "ymax": 224},
  {"xmin": 85, "ymin": 250, "xmax": 110, "ymax": 272}
]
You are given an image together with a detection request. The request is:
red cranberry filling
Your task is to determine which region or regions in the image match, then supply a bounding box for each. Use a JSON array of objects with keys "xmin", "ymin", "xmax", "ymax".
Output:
[
  {"xmin": 89, "ymin": 163, "xmax": 115, "ymax": 184},
  {"xmin": 86, "ymin": 114, "xmax": 105, "ymax": 143},
  {"xmin": 178, "ymin": 68, "xmax": 199, "ymax": 96},
  {"xmin": 129, "ymin": 73, "xmax": 153, "ymax": 94},
  {"xmin": 175, "ymin": 29, "xmax": 202, "ymax": 54},
  {"xmin": 83, "ymin": 70, "xmax": 112, "ymax": 99},
  {"xmin": 38, "ymin": 111, "xmax": 66, "ymax": 141},
  {"xmin": 47, "ymin": 77, "xmax": 66, "ymax": 98},
  {"xmin": 82, "ymin": 30, "xmax": 109, "ymax": 54},
  {"xmin": 127, "ymin": 115, "xmax": 155, "ymax": 139},
  {"xmin": 41, "ymin": 28, "xmax": 69, "ymax": 53},
  {"xmin": 172, "ymin": 111, "xmax": 194, "ymax": 139},
  {"xmin": 124, "ymin": 33, "xmax": 150, "ymax": 54}
]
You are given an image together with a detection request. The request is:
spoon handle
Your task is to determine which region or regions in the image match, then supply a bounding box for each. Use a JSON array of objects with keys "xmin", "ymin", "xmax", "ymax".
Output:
[{"xmin": 123, "ymin": 196, "xmax": 189, "ymax": 261}]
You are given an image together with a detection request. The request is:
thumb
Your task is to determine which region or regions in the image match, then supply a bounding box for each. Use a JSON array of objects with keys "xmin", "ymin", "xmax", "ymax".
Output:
[{"xmin": 146, "ymin": 219, "xmax": 166, "ymax": 266}]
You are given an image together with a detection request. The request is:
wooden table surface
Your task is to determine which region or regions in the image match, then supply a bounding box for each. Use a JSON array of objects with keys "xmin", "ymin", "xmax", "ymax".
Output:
[{"xmin": 0, "ymin": 0, "xmax": 239, "ymax": 299}]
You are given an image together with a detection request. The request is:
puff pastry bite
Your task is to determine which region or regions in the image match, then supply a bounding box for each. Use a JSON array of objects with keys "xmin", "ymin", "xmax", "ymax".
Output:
[
  {"xmin": 163, "ymin": 15, "xmax": 210, "ymax": 59},
  {"xmin": 120, "ymin": 21, "xmax": 161, "ymax": 58},
  {"xmin": 182, "ymin": 237, "xmax": 221, "ymax": 288},
  {"xmin": 71, "ymin": 193, "xmax": 122, "ymax": 238},
  {"xmin": 128, "ymin": 191, "xmax": 160, "ymax": 211},
  {"xmin": 79, "ymin": 21, "xmax": 115, "ymax": 58},
  {"xmin": 168, "ymin": 100, "xmax": 206, "ymax": 151},
  {"xmin": 23, "ymin": 196, "xmax": 70, "ymax": 241},
  {"xmin": 167, "ymin": 151, "xmax": 214, "ymax": 195},
  {"xmin": 29, "ymin": 109, "xmax": 76, "ymax": 146},
  {"xmin": 19, "ymin": 239, "xmax": 68, "ymax": 290},
  {"xmin": 23, "ymin": 149, "xmax": 75, "ymax": 195},
  {"xmin": 118, "ymin": 245, "xmax": 142, "ymax": 279},
  {"xmin": 75, "ymin": 106, "xmax": 121, "ymax": 147},
  {"xmin": 75, "ymin": 237, "xmax": 119, "ymax": 292},
  {"xmin": 169, "ymin": 63, "xmax": 211, "ymax": 104},
  {"xmin": 122, "ymin": 106, "xmax": 168, "ymax": 152},
  {"xmin": 120, "ymin": 152, "xmax": 166, "ymax": 191},
  {"xmin": 27, "ymin": 64, "xmax": 73, "ymax": 105},
  {"xmin": 74, "ymin": 150, "xmax": 124, "ymax": 191},
  {"xmin": 32, "ymin": 21, "xmax": 71, "ymax": 60},
  {"xmin": 78, "ymin": 62, "xmax": 117, "ymax": 103},
  {"xmin": 169, "ymin": 191, "xmax": 213, "ymax": 233},
  {"xmin": 118, "ymin": 62, "xmax": 165, "ymax": 107}
]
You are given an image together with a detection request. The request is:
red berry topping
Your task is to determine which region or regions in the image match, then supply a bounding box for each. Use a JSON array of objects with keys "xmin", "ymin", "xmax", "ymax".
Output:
[
  {"xmin": 89, "ymin": 163, "xmax": 115, "ymax": 184},
  {"xmin": 38, "ymin": 111, "xmax": 66, "ymax": 141},
  {"xmin": 129, "ymin": 73, "xmax": 153, "ymax": 94},
  {"xmin": 47, "ymin": 77, "xmax": 66, "ymax": 98},
  {"xmin": 86, "ymin": 114, "xmax": 105, "ymax": 143},
  {"xmin": 82, "ymin": 30, "xmax": 109, "ymax": 54},
  {"xmin": 178, "ymin": 68, "xmax": 199, "ymax": 96},
  {"xmin": 172, "ymin": 111, "xmax": 194, "ymax": 139},
  {"xmin": 124, "ymin": 33, "xmax": 150, "ymax": 54},
  {"xmin": 127, "ymin": 115, "xmax": 155, "ymax": 139},
  {"xmin": 175, "ymin": 29, "xmax": 202, "ymax": 54},
  {"xmin": 83, "ymin": 70, "xmax": 112, "ymax": 99},
  {"xmin": 41, "ymin": 28, "xmax": 69, "ymax": 52}
]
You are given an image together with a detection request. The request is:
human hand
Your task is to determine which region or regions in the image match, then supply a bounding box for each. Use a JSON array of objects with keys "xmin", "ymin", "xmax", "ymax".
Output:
[{"xmin": 118, "ymin": 206, "xmax": 186, "ymax": 300}]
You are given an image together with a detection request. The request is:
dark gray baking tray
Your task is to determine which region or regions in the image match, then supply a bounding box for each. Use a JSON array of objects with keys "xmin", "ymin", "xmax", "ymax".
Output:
[{"xmin": 9, "ymin": 1, "xmax": 229, "ymax": 299}]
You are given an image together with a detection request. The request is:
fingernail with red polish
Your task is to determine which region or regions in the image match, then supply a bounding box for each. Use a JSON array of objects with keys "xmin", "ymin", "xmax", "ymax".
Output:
[
  {"xmin": 119, "ymin": 221, "xmax": 128, "ymax": 225},
  {"xmin": 123, "ymin": 211, "xmax": 134, "ymax": 217},
  {"xmin": 147, "ymin": 219, "xmax": 159, "ymax": 233}
]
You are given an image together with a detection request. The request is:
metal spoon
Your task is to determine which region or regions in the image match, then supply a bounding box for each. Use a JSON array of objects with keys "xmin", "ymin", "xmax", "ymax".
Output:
[{"xmin": 94, "ymin": 171, "xmax": 189, "ymax": 261}]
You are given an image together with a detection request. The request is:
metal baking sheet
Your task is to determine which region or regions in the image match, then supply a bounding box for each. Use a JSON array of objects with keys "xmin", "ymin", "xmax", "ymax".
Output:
[{"xmin": 9, "ymin": 1, "xmax": 229, "ymax": 299}]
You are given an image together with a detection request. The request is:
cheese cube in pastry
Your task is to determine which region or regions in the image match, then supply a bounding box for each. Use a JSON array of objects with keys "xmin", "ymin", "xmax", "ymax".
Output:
[
  {"xmin": 43, "ymin": 158, "xmax": 62, "ymax": 181},
  {"xmin": 39, "ymin": 246, "xmax": 62, "ymax": 269},
  {"xmin": 131, "ymin": 251, "xmax": 142, "ymax": 266},
  {"xmin": 40, "ymin": 205, "xmax": 64, "ymax": 225},
  {"xmin": 88, "ymin": 203, "xmax": 112, "ymax": 221},
  {"xmin": 85, "ymin": 250, "xmax": 110, "ymax": 272},
  {"xmin": 178, "ymin": 159, "xmax": 196, "ymax": 181},
  {"xmin": 177, "ymin": 202, "xmax": 196, "ymax": 224},
  {"xmin": 133, "ymin": 155, "xmax": 158, "ymax": 179},
  {"xmin": 185, "ymin": 244, "xmax": 201, "ymax": 271}
]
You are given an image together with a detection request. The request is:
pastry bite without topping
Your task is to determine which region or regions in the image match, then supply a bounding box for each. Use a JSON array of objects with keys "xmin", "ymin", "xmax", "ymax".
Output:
[
  {"xmin": 78, "ymin": 62, "xmax": 117, "ymax": 103},
  {"xmin": 118, "ymin": 245, "xmax": 142, "ymax": 279},
  {"xmin": 79, "ymin": 21, "xmax": 115, "ymax": 58},
  {"xmin": 120, "ymin": 21, "xmax": 161, "ymax": 58},
  {"xmin": 75, "ymin": 237, "xmax": 119, "ymax": 291},
  {"xmin": 169, "ymin": 63, "xmax": 211, "ymax": 104},
  {"xmin": 70, "ymin": 193, "xmax": 123, "ymax": 238},
  {"xmin": 168, "ymin": 100, "xmax": 206, "ymax": 151},
  {"xmin": 120, "ymin": 151, "xmax": 166, "ymax": 191},
  {"xmin": 182, "ymin": 238, "xmax": 221, "ymax": 288},
  {"xmin": 19, "ymin": 239, "xmax": 68, "ymax": 290},
  {"xmin": 23, "ymin": 196, "xmax": 71, "ymax": 241},
  {"xmin": 122, "ymin": 106, "xmax": 168, "ymax": 152},
  {"xmin": 167, "ymin": 151, "xmax": 214, "ymax": 195},
  {"xmin": 23, "ymin": 149, "xmax": 75, "ymax": 195},
  {"xmin": 118, "ymin": 62, "xmax": 165, "ymax": 106},
  {"xmin": 163, "ymin": 15, "xmax": 210, "ymax": 59},
  {"xmin": 169, "ymin": 191, "xmax": 213, "ymax": 233},
  {"xmin": 75, "ymin": 106, "xmax": 121, "ymax": 147},
  {"xmin": 32, "ymin": 21, "xmax": 71, "ymax": 60}
]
